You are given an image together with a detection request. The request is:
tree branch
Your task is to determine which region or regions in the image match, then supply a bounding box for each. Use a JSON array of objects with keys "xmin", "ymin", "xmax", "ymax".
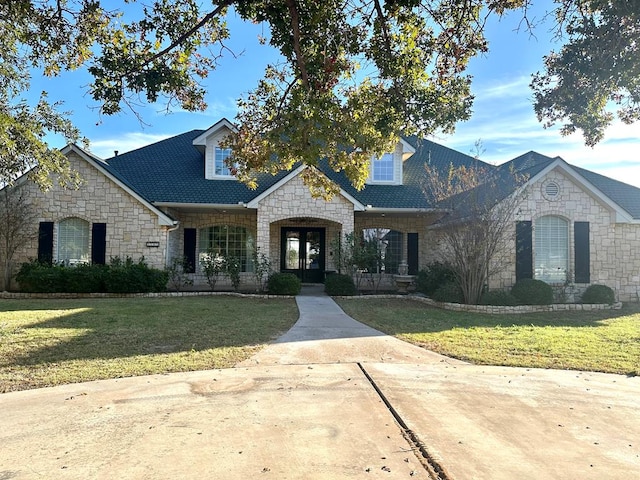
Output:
[
  {"xmin": 286, "ymin": 0, "xmax": 310, "ymax": 88},
  {"xmin": 124, "ymin": 1, "xmax": 232, "ymax": 77}
]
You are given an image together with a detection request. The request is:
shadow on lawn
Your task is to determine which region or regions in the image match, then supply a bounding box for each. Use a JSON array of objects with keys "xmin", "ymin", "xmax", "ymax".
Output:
[{"xmin": 1, "ymin": 297, "xmax": 298, "ymax": 367}]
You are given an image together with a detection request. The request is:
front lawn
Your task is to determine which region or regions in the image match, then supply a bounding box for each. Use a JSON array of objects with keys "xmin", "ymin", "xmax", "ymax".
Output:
[
  {"xmin": 334, "ymin": 298, "xmax": 640, "ymax": 375},
  {"xmin": 0, "ymin": 296, "xmax": 298, "ymax": 393}
]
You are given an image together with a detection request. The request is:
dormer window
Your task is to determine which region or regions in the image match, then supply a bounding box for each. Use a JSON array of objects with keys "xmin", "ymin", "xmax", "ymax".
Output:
[
  {"xmin": 372, "ymin": 153, "xmax": 395, "ymax": 182},
  {"xmin": 215, "ymin": 147, "xmax": 233, "ymax": 176},
  {"xmin": 192, "ymin": 118, "xmax": 237, "ymax": 180}
]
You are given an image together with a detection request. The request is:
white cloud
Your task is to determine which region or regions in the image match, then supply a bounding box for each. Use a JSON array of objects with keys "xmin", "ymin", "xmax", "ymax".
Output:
[
  {"xmin": 440, "ymin": 76, "xmax": 640, "ymax": 188},
  {"xmin": 88, "ymin": 132, "xmax": 174, "ymax": 159}
]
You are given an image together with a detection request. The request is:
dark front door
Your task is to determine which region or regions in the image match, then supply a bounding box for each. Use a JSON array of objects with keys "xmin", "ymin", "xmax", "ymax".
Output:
[{"xmin": 281, "ymin": 227, "xmax": 326, "ymax": 283}]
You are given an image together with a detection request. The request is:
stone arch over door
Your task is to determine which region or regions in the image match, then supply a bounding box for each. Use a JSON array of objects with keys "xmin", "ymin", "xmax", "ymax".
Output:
[{"xmin": 253, "ymin": 174, "xmax": 356, "ymax": 262}]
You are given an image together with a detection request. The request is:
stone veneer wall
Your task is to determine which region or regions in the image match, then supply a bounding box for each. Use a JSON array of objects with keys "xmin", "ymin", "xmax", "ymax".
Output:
[
  {"xmin": 256, "ymin": 173, "xmax": 355, "ymax": 267},
  {"xmin": 355, "ymin": 214, "xmax": 439, "ymax": 272},
  {"xmin": 490, "ymin": 168, "xmax": 640, "ymax": 301},
  {"xmin": 10, "ymin": 152, "xmax": 168, "ymax": 289},
  {"xmin": 168, "ymin": 210, "xmax": 258, "ymax": 290}
]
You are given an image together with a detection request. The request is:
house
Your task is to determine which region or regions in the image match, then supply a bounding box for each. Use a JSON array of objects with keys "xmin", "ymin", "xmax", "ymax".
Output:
[{"xmin": 6, "ymin": 118, "xmax": 640, "ymax": 301}]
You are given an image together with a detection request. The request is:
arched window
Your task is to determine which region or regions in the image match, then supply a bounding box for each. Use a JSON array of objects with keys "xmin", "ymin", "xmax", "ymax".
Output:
[
  {"xmin": 361, "ymin": 228, "xmax": 403, "ymax": 274},
  {"xmin": 535, "ymin": 216, "xmax": 568, "ymax": 283},
  {"xmin": 198, "ymin": 225, "xmax": 253, "ymax": 272},
  {"xmin": 58, "ymin": 217, "xmax": 90, "ymax": 265}
]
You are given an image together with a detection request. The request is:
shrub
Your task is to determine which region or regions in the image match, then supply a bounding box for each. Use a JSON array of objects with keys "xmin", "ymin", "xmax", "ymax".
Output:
[
  {"xmin": 480, "ymin": 289, "xmax": 518, "ymax": 306},
  {"xmin": 16, "ymin": 257, "xmax": 167, "ymax": 293},
  {"xmin": 324, "ymin": 273, "xmax": 357, "ymax": 296},
  {"xmin": 105, "ymin": 257, "xmax": 169, "ymax": 293},
  {"xmin": 416, "ymin": 262, "xmax": 456, "ymax": 296},
  {"xmin": 267, "ymin": 272, "xmax": 301, "ymax": 295},
  {"xmin": 431, "ymin": 282, "xmax": 464, "ymax": 303},
  {"xmin": 16, "ymin": 260, "xmax": 66, "ymax": 292},
  {"xmin": 581, "ymin": 284, "xmax": 615, "ymax": 304},
  {"xmin": 65, "ymin": 263, "xmax": 108, "ymax": 293},
  {"xmin": 225, "ymin": 256, "xmax": 242, "ymax": 291},
  {"xmin": 511, "ymin": 279, "xmax": 554, "ymax": 305}
]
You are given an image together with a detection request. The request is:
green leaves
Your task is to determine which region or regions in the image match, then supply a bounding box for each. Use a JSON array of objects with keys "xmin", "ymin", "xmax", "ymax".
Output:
[
  {"xmin": 2, "ymin": 1, "xmax": 639, "ymax": 194},
  {"xmin": 531, "ymin": 0, "xmax": 640, "ymax": 146}
]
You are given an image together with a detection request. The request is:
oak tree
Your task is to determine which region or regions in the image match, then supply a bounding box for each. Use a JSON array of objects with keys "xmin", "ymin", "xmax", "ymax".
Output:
[{"xmin": 1, "ymin": 1, "xmax": 639, "ymax": 193}]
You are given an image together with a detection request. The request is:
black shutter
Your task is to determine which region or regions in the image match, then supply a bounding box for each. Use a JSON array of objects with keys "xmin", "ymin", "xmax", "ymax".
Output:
[
  {"xmin": 38, "ymin": 222, "xmax": 54, "ymax": 264},
  {"xmin": 407, "ymin": 233, "xmax": 419, "ymax": 275},
  {"xmin": 574, "ymin": 222, "xmax": 590, "ymax": 283},
  {"xmin": 515, "ymin": 221, "xmax": 533, "ymax": 280},
  {"xmin": 183, "ymin": 228, "xmax": 197, "ymax": 273},
  {"xmin": 91, "ymin": 223, "xmax": 107, "ymax": 265}
]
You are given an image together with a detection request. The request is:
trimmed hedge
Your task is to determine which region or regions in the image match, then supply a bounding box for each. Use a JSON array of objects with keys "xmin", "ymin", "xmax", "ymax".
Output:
[
  {"xmin": 267, "ymin": 272, "xmax": 302, "ymax": 295},
  {"xmin": 431, "ymin": 282, "xmax": 464, "ymax": 303},
  {"xmin": 511, "ymin": 278, "xmax": 554, "ymax": 305},
  {"xmin": 15, "ymin": 257, "xmax": 168, "ymax": 293},
  {"xmin": 324, "ymin": 273, "xmax": 357, "ymax": 296},
  {"xmin": 416, "ymin": 262, "xmax": 456, "ymax": 296},
  {"xmin": 480, "ymin": 289, "xmax": 518, "ymax": 306},
  {"xmin": 581, "ymin": 284, "xmax": 615, "ymax": 304}
]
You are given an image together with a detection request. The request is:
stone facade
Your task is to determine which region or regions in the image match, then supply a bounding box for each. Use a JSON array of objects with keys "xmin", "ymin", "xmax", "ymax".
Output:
[
  {"xmin": 6, "ymin": 151, "xmax": 169, "ymax": 289},
  {"xmin": 488, "ymin": 167, "xmax": 639, "ymax": 301},
  {"xmin": 254, "ymin": 172, "xmax": 355, "ymax": 264}
]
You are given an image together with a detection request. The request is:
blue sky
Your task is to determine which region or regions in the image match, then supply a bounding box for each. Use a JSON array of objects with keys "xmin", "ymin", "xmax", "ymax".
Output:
[{"xmin": 34, "ymin": 3, "xmax": 640, "ymax": 187}]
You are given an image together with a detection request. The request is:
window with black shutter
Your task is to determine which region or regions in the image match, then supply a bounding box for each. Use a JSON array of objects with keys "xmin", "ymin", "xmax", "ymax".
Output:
[
  {"xmin": 515, "ymin": 221, "xmax": 533, "ymax": 280},
  {"xmin": 183, "ymin": 228, "xmax": 197, "ymax": 273},
  {"xmin": 38, "ymin": 222, "xmax": 54, "ymax": 264},
  {"xmin": 574, "ymin": 222, "xmax": 590, "ymax": 283},
  {"xmin": 91, "ymin": 223, "xmax": 107, "ymax": 265}
]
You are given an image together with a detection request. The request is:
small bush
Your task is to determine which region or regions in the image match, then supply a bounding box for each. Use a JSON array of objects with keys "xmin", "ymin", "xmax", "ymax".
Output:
[
  {"xmin": 65, "ymin": 263, "xmax": 108, "ymax": 293},
  {"xmin": 480, "ymin": 290, "xmax": 518, "ymax": 306},
  {"xmin": 581, "ymin": 284, "xmax": 615, "ymax": 304},
  {"xmin": 431, "ymin": 282, "xmax": 464, "ymax": 303},
  {"xmin": 416, "ymin": 262, "xmax": 456, "ymax": 296},
  {"xmin": 267, "ymin": 273, "xmax": 301, "ymax": 295},
  {"xmin": 324, "ymin": 273, "xmax": 357, "ymax": 296},
  {"xmin": 511, "ymin": 279, "xmax": 554, "ymax": 305}
]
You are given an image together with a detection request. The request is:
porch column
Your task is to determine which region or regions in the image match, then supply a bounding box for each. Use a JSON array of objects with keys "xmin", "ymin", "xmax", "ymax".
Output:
[{"xmin": 255, "ymin": 208, "xmax": 271, "ymax": 259}]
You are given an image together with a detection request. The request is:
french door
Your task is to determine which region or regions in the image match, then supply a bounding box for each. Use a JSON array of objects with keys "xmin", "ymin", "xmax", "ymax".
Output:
[{"xmin": 281, "ymin": 228, "xmax": 326, "ymax": 283}]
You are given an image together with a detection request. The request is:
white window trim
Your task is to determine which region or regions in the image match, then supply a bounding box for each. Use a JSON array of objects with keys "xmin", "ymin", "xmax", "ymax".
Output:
[
  {"xmin": 534, "ymin": 215, "xmax": 569, "ymax": 284},
  {"xmin": 213, "ymin": 146, "xmax": 235, "ymax": 179},
  {"xmin": 368, "ymin": 152, "xmax": 401, "ymax": 185}
]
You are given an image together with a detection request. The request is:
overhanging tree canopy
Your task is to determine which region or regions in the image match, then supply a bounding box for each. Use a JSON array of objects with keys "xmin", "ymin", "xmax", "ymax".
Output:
[{"xmin": 2, "ymin": 1, "xmax": 639, "ymax": 192}]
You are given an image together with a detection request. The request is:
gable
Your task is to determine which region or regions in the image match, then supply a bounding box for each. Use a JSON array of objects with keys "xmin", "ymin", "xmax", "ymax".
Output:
[
  {"xmin": 192, "ymin": 119, "xmax": 236, "ymax": 180},
  {"xmin": 247, "ymin": 166, "xmax": 365, "ymax": 214},
  {"xmin": 60, "ymin": 145, "xmax": 176, "ymax": 226}
]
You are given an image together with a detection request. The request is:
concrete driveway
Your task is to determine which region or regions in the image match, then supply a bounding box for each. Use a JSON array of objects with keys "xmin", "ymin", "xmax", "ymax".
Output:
[{"xmin": 1, "ymin": 288, "xmax": 639, "ymax": 479}]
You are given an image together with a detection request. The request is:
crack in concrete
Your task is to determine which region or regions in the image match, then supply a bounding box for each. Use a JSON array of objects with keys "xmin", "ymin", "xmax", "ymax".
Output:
[{"xmin": 357, "ymin": 362, "xmax": 451, "ymax": 480}]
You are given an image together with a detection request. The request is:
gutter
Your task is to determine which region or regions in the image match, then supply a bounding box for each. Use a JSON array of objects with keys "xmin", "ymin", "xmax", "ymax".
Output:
[
  {"xmin": 154, "ymin": 202, "xmax": 250, "ymax": 210},
  {"xmin": 362, "ymin": 206, "xmax": 446, "ymax": 214}
]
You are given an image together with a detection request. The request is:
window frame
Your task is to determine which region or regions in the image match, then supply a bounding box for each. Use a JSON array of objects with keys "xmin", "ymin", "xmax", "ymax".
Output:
[
  {"xmin": 534, "ymin": 215, "xmax": 569, "ymax": 283},
  {"xmin": 361, "ymin": 228, "xmax": 403, "ymax": 274},
  {"xmin": 57, "ymin": 217, "xmax": 90, "ymax": 265},
  {"xmin": 214, "ymin": 146, "xmax": 234, "ymax": 177},
  {"xmin": 370, "ymin": 152, "xmax": 396, "ymax": 184},
  {"xmin": 198, "ymin": 225, "xmax": 253, "ymax": 273}
]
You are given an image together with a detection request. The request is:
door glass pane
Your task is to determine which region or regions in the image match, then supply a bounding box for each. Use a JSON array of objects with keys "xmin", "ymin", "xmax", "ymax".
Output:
[
  {"xmin": 285, "ymin": 231, "xmax": 300, "ymax": 269},
  {"xmin": 306, "ymin": 231, "xmax": 321, "ymax": 270}
]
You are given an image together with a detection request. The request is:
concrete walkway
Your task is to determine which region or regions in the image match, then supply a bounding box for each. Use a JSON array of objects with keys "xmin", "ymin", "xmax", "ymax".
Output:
[{"xmin": 1, "ymin": 287, "xmax": 639, "ymax": 479}]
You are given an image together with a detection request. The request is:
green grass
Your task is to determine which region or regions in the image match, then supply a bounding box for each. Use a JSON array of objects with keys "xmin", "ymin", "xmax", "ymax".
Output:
[
  {"xmin": 334, "ymin": 298, "xmax": 640, "ymax": 376},
  {"xmin": 0, "ymin": 296, "xmax": 298, "ymax": 393}
]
